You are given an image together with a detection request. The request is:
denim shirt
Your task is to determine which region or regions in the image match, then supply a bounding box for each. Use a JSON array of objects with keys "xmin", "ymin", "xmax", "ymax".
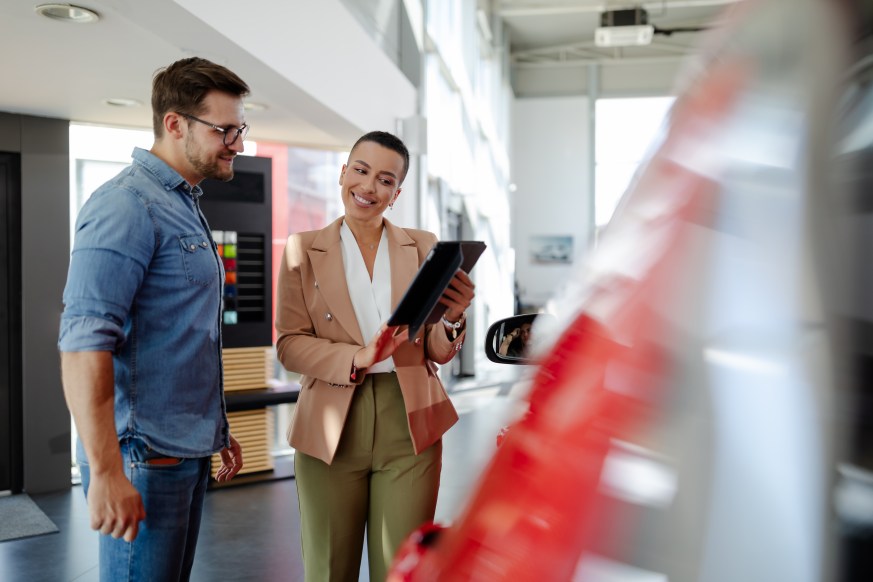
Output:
[{"xmin": 59, "ymin": 147, "xmax": 229, "ymax": 458}]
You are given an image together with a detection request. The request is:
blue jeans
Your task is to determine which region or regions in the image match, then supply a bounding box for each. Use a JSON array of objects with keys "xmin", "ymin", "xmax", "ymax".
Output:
[{"xmin": 78, "ymin": 437, "xmax": 211, "ymax": 582}]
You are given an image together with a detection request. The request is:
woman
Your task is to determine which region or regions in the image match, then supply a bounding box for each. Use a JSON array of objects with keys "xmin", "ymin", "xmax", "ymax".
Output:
[
  {"xmin": 498, "ymin": 322, "xmax": 532, "ymax": 358},
  {"xmin": 275, "ymin": 131, "xmax": 475, "ymax": 581}
]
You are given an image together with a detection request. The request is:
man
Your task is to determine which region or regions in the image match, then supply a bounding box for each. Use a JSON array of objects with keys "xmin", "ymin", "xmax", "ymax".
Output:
[{"xmin": 58, "ymin": 57, "xmax": 249, "ymax": 581}]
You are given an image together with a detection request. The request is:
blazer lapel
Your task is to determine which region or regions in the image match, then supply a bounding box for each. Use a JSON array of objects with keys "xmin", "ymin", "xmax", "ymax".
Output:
[
  {"xmin": 307, "ymin": 218, "xmax": 365, "ymax": 346},
  {"xmin": 385, "ymin": 218, "xmax": 421, "ymax": 310}
]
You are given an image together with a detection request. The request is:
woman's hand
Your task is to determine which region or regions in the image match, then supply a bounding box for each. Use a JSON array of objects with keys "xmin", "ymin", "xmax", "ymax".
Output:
[
  {"xmin": 439, "ymin": 270, "xmax": 475, "ymax": 322},
  {"xmin": 354, "ymin": 324, "xmax": 410, "ymax": 370}
]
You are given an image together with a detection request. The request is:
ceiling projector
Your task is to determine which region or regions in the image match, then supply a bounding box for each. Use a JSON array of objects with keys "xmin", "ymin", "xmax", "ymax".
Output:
[{"xmin": 594, "ymin": 7, "xmax": 655, "ymax": 47}]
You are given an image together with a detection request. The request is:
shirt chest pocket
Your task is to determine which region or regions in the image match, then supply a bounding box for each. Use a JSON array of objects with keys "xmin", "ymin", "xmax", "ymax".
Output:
[{"xmin": 178, "ymin": 234, "xmax": 217, "ymax": 287}]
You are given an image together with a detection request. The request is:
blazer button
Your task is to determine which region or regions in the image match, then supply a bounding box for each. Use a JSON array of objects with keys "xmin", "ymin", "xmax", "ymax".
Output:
[
  {"xmin": 315, "ymin": 281, "xmax": 319, "ymax": 288},
  {"xmin": 325, "ymin": 313, "xmax": 333, "ymax": 321}
]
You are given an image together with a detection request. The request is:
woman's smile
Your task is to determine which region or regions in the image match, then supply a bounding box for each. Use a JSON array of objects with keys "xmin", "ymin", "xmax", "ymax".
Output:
[{"xmin": 352, "ymin": 192, "xmax": 376, "ymax": 206}]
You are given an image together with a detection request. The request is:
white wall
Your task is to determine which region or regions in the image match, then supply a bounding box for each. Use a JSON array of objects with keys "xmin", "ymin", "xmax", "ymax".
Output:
[
  {"xmin": 513, "ymin": 61, "xmax": 682, "ymax": 98},
  {"xmin": 511, "ymin": 97, "xmax": 591, "ymax": 308}
]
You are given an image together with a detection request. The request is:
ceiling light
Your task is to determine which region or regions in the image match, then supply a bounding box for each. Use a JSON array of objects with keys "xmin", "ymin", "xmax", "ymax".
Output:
[
  {"xmin": 244, "ymin": 102, "xmax": 268, "ymax": 112},
  {"xmin": 103, "ymin": 98, "xmax": 142, "ymax": 108},
  {"xmin": 595, "ymin": 25, "xmax": 654, "ymax": 47},
  {"xmin": 35, "ymin": 3, "xmax": 100, "ymax": 24}
]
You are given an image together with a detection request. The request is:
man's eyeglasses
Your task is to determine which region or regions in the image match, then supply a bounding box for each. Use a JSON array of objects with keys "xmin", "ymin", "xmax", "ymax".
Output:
[{"xmin": 180, "ymin": 113, "xmax": 249, "ymax": 147}]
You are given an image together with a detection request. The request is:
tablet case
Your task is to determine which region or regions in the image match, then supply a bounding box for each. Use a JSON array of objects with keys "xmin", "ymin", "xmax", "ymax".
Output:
[{"xmin": 387, "ymin": 241, "xmax": 486, "ymax": 339}]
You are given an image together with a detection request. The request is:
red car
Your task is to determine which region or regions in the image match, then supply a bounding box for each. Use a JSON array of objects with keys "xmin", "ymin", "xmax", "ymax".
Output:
[{"xmin": 389, "ymin": 0, "xmax": 873, "ymax": 580}]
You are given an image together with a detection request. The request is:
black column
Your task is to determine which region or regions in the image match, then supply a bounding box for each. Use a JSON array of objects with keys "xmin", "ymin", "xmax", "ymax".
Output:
[{"xmin": 0, "ymin": 152, "xmax": 23, "ymax": 493}]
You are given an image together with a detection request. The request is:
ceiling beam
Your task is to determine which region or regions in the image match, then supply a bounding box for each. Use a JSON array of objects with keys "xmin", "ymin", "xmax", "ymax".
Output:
[{"xmin": 498, "ymin": 0, "xmax": 740, "ymax": 18}]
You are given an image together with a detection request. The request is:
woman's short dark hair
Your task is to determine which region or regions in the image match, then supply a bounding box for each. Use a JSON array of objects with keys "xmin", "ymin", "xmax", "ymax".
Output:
[
  {"xmin": 351, "ymin": 131, "xmax": 410, "ymax": 183},
  {"xmin": 151, "ymin": 57, "xmax": 250, "ymax": 138}
]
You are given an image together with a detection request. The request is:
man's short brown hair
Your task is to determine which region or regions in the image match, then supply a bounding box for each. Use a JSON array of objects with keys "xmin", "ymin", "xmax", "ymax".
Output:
[{"xmin": 151, "ymin": 57, "xmax": 250, "ymax": 138}]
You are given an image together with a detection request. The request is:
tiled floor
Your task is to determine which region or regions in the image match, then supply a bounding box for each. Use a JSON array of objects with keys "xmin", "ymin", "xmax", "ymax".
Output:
[{"xmin": 0, "ymin": 367, "xmax": 525, "ymax": 582}]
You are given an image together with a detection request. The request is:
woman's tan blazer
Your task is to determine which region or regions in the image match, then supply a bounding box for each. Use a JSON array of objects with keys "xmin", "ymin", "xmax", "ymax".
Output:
[{"xmin": 275, "ymin": 216, "xmax": 462, "ymax": 465}]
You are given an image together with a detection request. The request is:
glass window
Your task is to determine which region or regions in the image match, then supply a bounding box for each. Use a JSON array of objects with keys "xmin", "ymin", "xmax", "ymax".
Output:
[
  {"xmin": 254, "ymin": 142, "xmax": 348, "ymax": 462},
  {"xmin": 595, "ymin": 97, "xmax": 674, "ymax": 228}
]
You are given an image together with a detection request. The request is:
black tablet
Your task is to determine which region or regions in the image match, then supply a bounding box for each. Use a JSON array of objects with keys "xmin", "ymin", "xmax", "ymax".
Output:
[{"xmin": 387, "ymin": 241, "xmax": 486, "ymax": 339}]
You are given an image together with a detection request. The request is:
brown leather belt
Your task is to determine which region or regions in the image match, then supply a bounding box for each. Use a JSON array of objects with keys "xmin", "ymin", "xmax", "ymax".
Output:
[{"xmin": 146, "ymin": 456, "xmax": 181, "ymax": 465}]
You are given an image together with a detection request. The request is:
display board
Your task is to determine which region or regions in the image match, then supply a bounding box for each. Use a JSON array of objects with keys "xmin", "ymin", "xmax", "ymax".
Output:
[{"xmin": 199, "ymin": 155, "xmax": 273, "ymax": 349}]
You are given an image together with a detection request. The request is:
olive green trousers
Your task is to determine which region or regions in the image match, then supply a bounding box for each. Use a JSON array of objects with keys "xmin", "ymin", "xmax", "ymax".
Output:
[{"xmin": 295, "ymin": 372, "xmax": 442, "ymax": 582}]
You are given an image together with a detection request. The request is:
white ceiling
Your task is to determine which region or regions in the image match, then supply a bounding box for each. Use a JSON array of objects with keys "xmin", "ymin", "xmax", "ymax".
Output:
[
  {"xmin": 0, "ymin": 1, "xmax": 739, "ymax": 149},
  {"xmin": 0, "ymin": 0, "xmax": 373, "ymax": 149},
  {"xmin": 498, "ymin": 0, "xmax": 740, "ymax": 65}
]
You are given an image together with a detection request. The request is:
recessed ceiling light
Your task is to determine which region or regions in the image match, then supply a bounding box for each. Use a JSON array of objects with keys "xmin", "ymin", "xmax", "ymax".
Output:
[
  {"xmin": 103, "ymin": 98, "xmax": 142, "ymax": 108},
  {"xmin": 35, "ymin": 3, "xmax": 100, "ymax": 24},
  {"xmin": 244, "ymin": 102, "xmax": 268, "ymax": 112}
]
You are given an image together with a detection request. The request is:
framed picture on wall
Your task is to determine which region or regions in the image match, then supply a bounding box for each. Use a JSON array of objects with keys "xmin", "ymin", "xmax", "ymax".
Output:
[{"xmin": 530, "ymin": 235, "xmax": 573, "ymax": 264}]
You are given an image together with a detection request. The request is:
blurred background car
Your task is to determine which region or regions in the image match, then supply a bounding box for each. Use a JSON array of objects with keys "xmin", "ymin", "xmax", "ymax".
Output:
[{"xmin": 388, "ymin": 0, "xmax": 873, "ymax": 580}]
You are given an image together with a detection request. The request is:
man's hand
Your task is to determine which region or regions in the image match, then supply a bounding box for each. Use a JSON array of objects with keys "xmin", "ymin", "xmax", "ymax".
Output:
[
  {"xmin": 215, "ymin": 434, "xmax": 244, "ymax": 482},
  {"xmin": 87, "ymin": 470, "xmax": 146, "ymax": 542},
  {"xmin": 62, "ymin": 351, "xmax": 145, "ymax": 542}
]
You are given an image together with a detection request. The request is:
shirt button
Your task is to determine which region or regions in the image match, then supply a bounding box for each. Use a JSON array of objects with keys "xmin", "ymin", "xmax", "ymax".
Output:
[
  {"xmin": 201, "ymin": 241, "xmax": 208, "ymax": 248},
  {"xmin": 189, "ymin": 244, "xmax": 196, "ymax": 250},
  {"xmin": 314, "ymin": 281, "xmax": 319, "ymax": 288},
  {"xmin": 325, "ymin": 313, "xmax": 333, "ymax": 321}
]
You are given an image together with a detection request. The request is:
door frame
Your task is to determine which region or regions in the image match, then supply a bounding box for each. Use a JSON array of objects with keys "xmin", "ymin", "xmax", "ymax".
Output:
[{"xmin": 0, "ymin": 152, "xmax": 23, "ymax": 493}]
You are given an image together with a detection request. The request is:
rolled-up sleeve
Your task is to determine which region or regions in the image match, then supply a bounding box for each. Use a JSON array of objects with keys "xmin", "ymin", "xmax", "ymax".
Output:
[{"xmin": 58, "ymin": 187, "xmax": 154, "ymax": 353}]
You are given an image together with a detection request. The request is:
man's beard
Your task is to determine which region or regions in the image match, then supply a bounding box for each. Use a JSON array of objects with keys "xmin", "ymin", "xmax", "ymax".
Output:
[{"xmin": 185, "ymin": 136, "xmax": 234, "ymax": 183}]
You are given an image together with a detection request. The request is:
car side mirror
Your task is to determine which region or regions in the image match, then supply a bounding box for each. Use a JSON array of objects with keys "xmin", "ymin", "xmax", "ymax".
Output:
[{"xmin": 484, "ymin": 313, "xmax": 548, "ymax": 365}]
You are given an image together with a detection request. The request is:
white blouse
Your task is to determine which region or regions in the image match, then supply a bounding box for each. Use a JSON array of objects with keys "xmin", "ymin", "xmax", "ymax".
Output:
[{"xmin": 340, "ymin": 220, "xmax": 394, "ymax": 373}]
